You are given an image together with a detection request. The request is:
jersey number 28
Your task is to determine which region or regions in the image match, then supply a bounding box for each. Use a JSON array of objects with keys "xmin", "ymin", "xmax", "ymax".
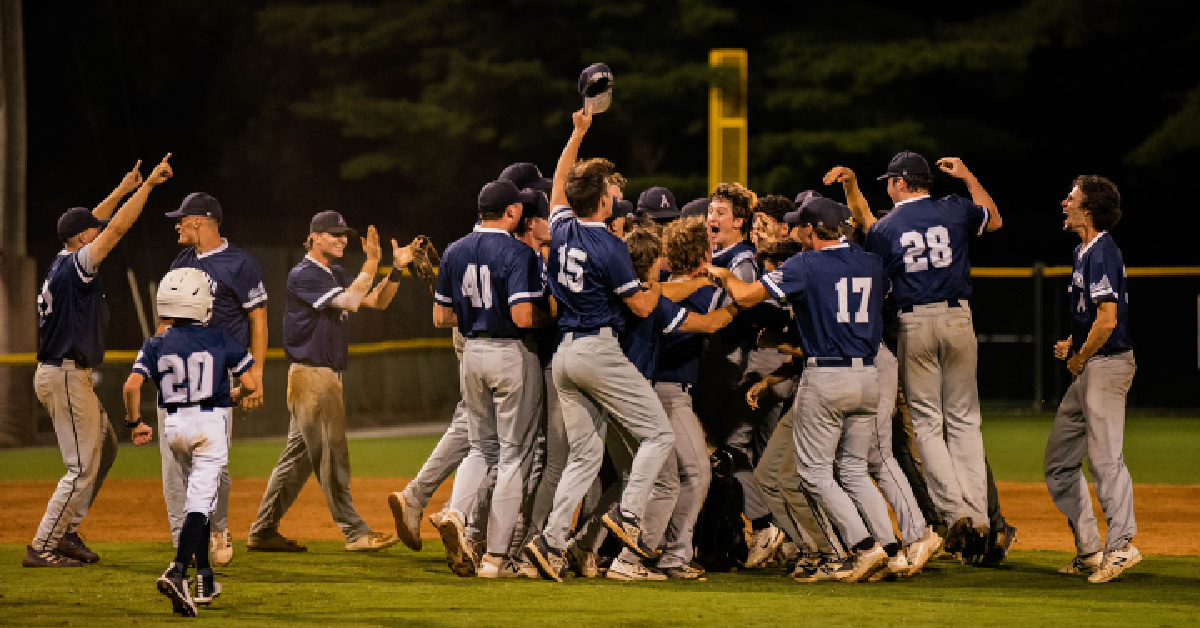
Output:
[
  {"xmin": 900, "ymin": 226, "xmax": 952, "ymax": 273},
  {"xmin": 159, "ymin": 352, "xmax": 215, "ymax": 404}
]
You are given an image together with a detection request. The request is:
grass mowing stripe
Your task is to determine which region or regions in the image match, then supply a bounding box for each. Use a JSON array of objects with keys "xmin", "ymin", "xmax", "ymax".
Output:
[{"xmin": 0, "ymin": 544, "xmax": 1197, "ymax": 626}]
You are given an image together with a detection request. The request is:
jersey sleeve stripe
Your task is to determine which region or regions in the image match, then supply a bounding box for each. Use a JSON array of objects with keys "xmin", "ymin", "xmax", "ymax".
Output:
[
  {"xmin": 663, "ymin": 307, "xmax": 688, "ymax": 334},
  {"xmin": 232, "ymin": 354, "xmax": 254, "ymax": 375},
  {"xmin": 761, "ymin": 274, "xmax": 787, "ymax": 301},
  {"xmin": 73, "ymin": 257, "xmax": 97, "ymax": 284},
  {"xmin": 313, "ymin": 287, "xmax": 344, "ymax": 309},
  {"xmin": 242, "ymin": 294, "xmax": 268, "ymax": 310},
  {"xmin": 976, "ymin": 205, "xmax": 990, "ymax": 236},
  {"xmin": 508, "ymin": 291, "xmax": 543, "ymax": 304},
  {"xmin": 433, "ymin": 292, "xmax": 453, "ymax": 305},
  {"xmin": 614, "ymin": 280, "xmax": 641, "ymax": 296},
  {"xmin": 132, "ymin": 363, "xmax": 150, "ymax": 377},
  {"xmin": 550, "ymin": 206, "xmax": 574, "ymax": 225}
]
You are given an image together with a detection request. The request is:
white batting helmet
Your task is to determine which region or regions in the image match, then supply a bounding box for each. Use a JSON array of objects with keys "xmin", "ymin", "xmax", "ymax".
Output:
[{"xmin": 157, "ymin": 268, "xmax": 214, "ymax": 324}]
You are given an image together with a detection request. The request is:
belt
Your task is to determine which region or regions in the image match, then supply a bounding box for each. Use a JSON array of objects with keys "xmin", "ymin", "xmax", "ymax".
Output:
[
  {"xmin": 40, "ymin": 358, "xmax": 67, "ymax": 367},
  {"xmin": 899, "ymin": 298, "xmax": 964, "ymax": 314},
  {"xmin": 562, "ymin": 327, "xmax": 611, "ymax": 342},
  {"xmin": 1095, "ymin": 348, "xmax": 1132, "ymax": 358},
  {"xmin": 806, "ymin": 356, "xmax": 874, "ymax": 368},
  {"xmin": 163, "ymin": 401, "xmax": 218, "ymax": 414},
  {"xmin": 467, "ymin": 332, "xmax": 521, "ymax": 340},
  {"xmin": 652, "ymin": 381, "xmax": 693, "ymax": 392}
]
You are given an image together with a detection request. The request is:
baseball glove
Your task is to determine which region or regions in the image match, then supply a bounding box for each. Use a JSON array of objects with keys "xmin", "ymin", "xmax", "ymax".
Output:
[{"xmin": 408, "ymin": 235, "xmax": 440, "ymax": 294}]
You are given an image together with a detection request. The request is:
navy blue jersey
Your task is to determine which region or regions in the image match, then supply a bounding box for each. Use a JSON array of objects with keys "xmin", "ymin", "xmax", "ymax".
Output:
[
  {"xmin": 530, "ymin": 251, "xmax": 560, "ymax": 366},
  {"xmin": 762, "ymin": 242, "xmax": 885, "ymax": 359},
  {"xmin": 619, "ymin": 295, "xmax": 688, "ymax": 379},
  {"xmin": 36, "ymin": 246, "xmax": 108, "ymax": 367},
  {"xmin": 711, "ymin": 240, "xmax": 760, "ymax": 346},
  {"xmin": 133, "ymin": 323, "xmax": 253, "ymax": 409},
  {"xmin": 1068, "ymin": 232, "xmax": 1132, "ymax": 355},
  {"xmin": 435, "ymin": 227, "xmax": 546, "ymax": 339},
  {"xmin": 170, "ymin": 239, "xmax": 267, "ymax": 348},
  {"xmin": 283, "ymin": 256, "xmax": 352, "ymax": 371},
  {"xmin": 547, "ymin": 206, "xmax": 643, "ymax": 332},
  {"xmin": 654, "ymin": 283, "xmax": 719, "ymax": 384},
  {"xmin": 864, "ymin": 194, "xmax": 989, "ymax": 309}
]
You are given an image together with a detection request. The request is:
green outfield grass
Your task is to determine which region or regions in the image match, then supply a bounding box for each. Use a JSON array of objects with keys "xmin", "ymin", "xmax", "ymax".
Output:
[
  {"xmin": 2, "ymin": 414, "xmax": 1198, "ymax": 484},
  {"xmin": 0, "ymin": 543, "xmax": 1197, "ymax": 627}
]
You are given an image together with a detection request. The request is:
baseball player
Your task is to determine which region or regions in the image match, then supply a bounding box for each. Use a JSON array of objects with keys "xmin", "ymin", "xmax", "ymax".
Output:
[
  {"xmin": 247, "ymin": 212, "xmax": 403, "ymax": 553},
  {"xmin": 123, "ymin": 268, "xmax": 257, "ymax": 617},
  {"xmin": 1045, "ymin": 175, "xmax": 1139, "ymax": 583},
  {"xmin": 636, "ymin": 186, "xmax": 681, "ymax": 224},
  {"xmin": 24, "ymin": 155, "xmax": 173, "ymax": 568},
  {"xmin": 860, "ymin": 151, "xmax": 1002, "ymax": 557},
  {"xmin": 524, "ymin": 106, "xmax": 675, "ymax": 582},
  {"xmin": 158, "ymin": 191, "xmax": 267, "ymax": 567},
  {"xmin": 430, "ymin": 179, "xmax": 550, "ymax": 578},
  {"xmin": 709, "ymin": 199, "xmax": 899, "ymax": 583}
]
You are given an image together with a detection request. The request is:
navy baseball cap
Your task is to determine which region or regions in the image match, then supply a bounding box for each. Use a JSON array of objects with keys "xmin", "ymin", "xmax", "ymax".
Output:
[
  {"xmin": 56, "ymin": 207, "xmax": 108, "ymax": 241},
  {"xmin": 309, "ymin": 210, "xmax": 358, "ymax": 237},
  {"xmin": 785, "ymin": 190, "xmax": 825, "ymax": 224},
  {"xmin": 877, "ymin": 151, "xmax": 931, "ymax": 180},
  {"xmin": 499, "ymin": 162, "xmax": 552, "ymax": 190},
  {"xmin": 637, "ymin": 186, "xmax": 679, "ymax": 223},
  {"xmin": 165, "ymin": 192, "xmax": 223, "ymax": 223},
  {"xmin": 611, "ymin": 199, "xmax": 635, "ymax": 219},
  {"xmin": 797, "ymin": 197, "xmax": 853, "ymax": 228},
  {"xmin": 519, "ymin": 188, "xmax": 550, "ymax": 221},
  {"xmin": 478, "ymin": 179, "xmax": 522, "ymax": 214},
  {"xmin": 680, "ymin": 197, "xmax": 709, "ymax": 219},
  {"xmin": 578, "ymin": 63, "xmax": 613, "ymax": 114}
]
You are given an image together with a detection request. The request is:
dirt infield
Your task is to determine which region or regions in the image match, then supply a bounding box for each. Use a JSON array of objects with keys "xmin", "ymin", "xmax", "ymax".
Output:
[{"xmin": 3, "ymin": 479, "xmax": 1198, "ymax": 555}]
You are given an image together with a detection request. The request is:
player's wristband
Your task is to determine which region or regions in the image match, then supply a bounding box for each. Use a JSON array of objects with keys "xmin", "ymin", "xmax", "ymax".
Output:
[{"xmin": 126, "ymin": 418, "xmax": 144, "ymax": 429}]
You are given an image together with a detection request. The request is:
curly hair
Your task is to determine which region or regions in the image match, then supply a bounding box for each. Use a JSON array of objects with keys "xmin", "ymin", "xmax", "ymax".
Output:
[
  {"xmin": 711, "ymin": 182, "xmax": 758, "ymax": 236},
  {"xmin": 566, "ymin": 157, "xmax": 621, "ymax": 218},
  {"xmin": 1073, "ymin": 175, "xmax": 1122, "ymax": 232},
  {"xmin": 624, "ymin": 227, "xmax": 662, "ymax": 282},
  {"xmin": 663, "ymin": 216, "xmax": 710, "ymax": 277},
  {"xmin": 756, "ymin": 194, "xmax": 792, "ymax": 222}
]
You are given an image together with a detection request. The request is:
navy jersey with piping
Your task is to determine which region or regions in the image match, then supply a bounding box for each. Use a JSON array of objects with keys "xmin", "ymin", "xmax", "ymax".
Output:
[
  {"xmin": 761, "ymin": 242, "xmax": 886, "ymax": 359},
  {"xmin": 547, "ymin": 205, "xmax": 643, "ymax": 332},
  {"xmin": 1068, "ymin": 232, "xmax": 1132, "ymax": 355},
  {"xmin": 283, "ymin": 256, "xmax": 352, "ymax": 371},
  {"xmin": 654, "ymin": 283, "xmax": 719, "ymax": 384},
  {"xmin": 133, "ymin": 324, "xmax": 253, "ymax": 409},
  {"xmin": 36, "ymin": 245, "xmax": 108, "ymax": 367},
  {"xmin": 434, "ymin": 227, "xmax": 546, "ymax": 339},
  {"xmin": 170, "ymin": 239, "xmax": 267, "ymax": 348},
  {"xmin": 619, "ymin": 295, "xmax": 688, "ymax": 378},
  {"xmin": 864, "ymin": 194, "xmax": 988, "ymax": 310}
]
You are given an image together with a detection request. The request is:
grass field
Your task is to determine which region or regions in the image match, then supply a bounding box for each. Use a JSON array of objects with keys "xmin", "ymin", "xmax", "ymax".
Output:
[{"xmin": 2, "ymin": 413, "xmax": 1199, "ymax": 626}]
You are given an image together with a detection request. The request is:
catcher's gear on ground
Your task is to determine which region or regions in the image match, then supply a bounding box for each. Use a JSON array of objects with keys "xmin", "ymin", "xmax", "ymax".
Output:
[{"xmin": 407, "ymin": 235, "xmax": 440, "ymax": 293}]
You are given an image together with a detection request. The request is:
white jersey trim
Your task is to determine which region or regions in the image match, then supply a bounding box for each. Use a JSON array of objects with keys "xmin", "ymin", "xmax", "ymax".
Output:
[
  {"xmin": 508, "ymin": 290, "xmax": 543, "ymax": 304},
  {"xmin": 662, "ymin": 307, "xmax": 688, "ymax": 334},
  {"xmin": 232, "ymin": 353, "xmax": 254, "ymax": 375},
  {"xmin": 433, "ymin": 292, "xmax": 453, "ymax": 305},
  {"xmin": 614, "ymin": 280, "xmax": 641, "ymax": 296},
  {"xmin": 196, "ymin": 239, "xmax": 230, "ymax": 259},
  {"xmin": 1077, "ymin": 231, "xmax": 1108, "ymax": 260},
  {"xmin": 313, "ymin": 287, "xmax": 344, "ymax": 309},
  {"xmin": 550, "ymin": 205, "xmax": 574, "ymax": 225},
  {"xmin": 762, "ymin": 271, "xmax": 787, "ymax": 301}
]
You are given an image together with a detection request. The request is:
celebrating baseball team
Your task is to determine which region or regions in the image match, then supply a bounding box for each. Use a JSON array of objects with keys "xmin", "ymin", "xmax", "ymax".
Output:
[{"xmin": 24, "ymin": 64, "xmax": 1139, "ymax": 617}]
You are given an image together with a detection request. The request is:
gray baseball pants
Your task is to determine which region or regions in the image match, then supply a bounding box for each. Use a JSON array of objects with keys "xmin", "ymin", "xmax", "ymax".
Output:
[
  {"xmin": 250, "ymin": 364, "xmax": 371, "ymax": 543},
  {"xmin": 793, "ymin": 364, "xmax": 896, "ymax": 548},
  {"xmin": 450, "ymin": 337, "xmax": 543, "ymax": 557},
  {"xmin": 1044, "ymin": 351, "xmax": 1137, "ymax": 555},
  {"xmin": 898, "ymin": 301, "xmax": 989, "ymax": 529},
  {"xmin": 607, "ymin": 418, "xmax": 680, "ymax": 566},
  {"xmin": 722, "ymin": 348, "xmax": 789, "ymax": 522},
  {"xmin": 31, "ymin": 361, "xmax": 118, "ymax": 551},
  {"xmin": 869, "ymin": 344, "xmax": 927, "ymax": 544},
  {"xmin": 510, "ymin": 365, "xmax": 567, "ymax": 553},
  {"xmin": 541, "ymin": 329, "xmax": 674, "ymax": 550},
  {"xmin": 653, "ymin": 382, "xmax": 713, "ymax": 568}
]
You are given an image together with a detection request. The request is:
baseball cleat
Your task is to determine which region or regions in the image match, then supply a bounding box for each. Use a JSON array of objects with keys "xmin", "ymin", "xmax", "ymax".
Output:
[
  {"xmin": 476, "ymin": 553, "xmax": 506, "ymax": 578},
  {"xmin": 662, "ymin": 562, "xmax": 707, "ymax": 581},
  {"xmin": 1087, "ymin": 545, "xmax": 1142, "ymax": 583},
  {"xmin": 601, "ymin": 504, "xmax": 660, "ymax": 561},
  {"xmin": 524, "ymin": 533, "xmax": 567, "ymax": 583},
  {"xmin": 345, "ymin": 531, "xmax": 400, "ymax": 552},
  {"xmin": 981, "ymin": 524, "xmax": 1017, "ymax": 566},
  {"xmin": 513, "ymin": 558, "xmax": 541, "ymax": 579},
  {"xmin": 606, "ymin": 556, "xmax": 667, "ymax": 581},
  {"xmin": 388, "ymin": 491, "xmax": 423, "ymax": 551},
  {"xmin": 1059, "ymin": 551, "xmax": 1103, "ymax": 575},
  {"xmin": 210, "ymin": 529, "xmax": 233, "ymax": 566},
  {"xmin": 157, "ymin": 566, "xmax": 198, "ymax": 617},
  {"xmin": 431, "ymin": 510, "xmax": 477, "ymax": 576},
  {"xmin": 194, "ymin": 572, "xmax": 222, "ymax": 605},
  {"xmin": 56, "ymin": 532, "xmax": 99, "ymax": 564},
  {"xmin": 744, "ymin": 524, "xmax": 785, "ymax": 569},
  {"xmin": 565, "ymin": 543, "xmax": 599, "ymax": 578},
  {"xmin": 836, "ymin": 543, "xmax": 889, "ymax": 583},
  {"xmin": 21, "ymin": 545, "xmax": 82, "ymax": 568},
  {"xmin": 246, "ymin": 532, "xmax": 307, "ymax": 553},
  {"xmin": 944, "ymin": 517, "xmax": 972, "ymax": 555},
  {"xmin": 905, "ymin": 526, "xmax": 944, "ymax": 575}
]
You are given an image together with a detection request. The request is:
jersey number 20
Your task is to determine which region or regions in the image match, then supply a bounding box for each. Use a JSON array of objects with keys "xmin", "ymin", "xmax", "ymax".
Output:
[
  {"xmin": 159, "ymin": 352, "xmax": 215, "ymax": 404},
  {"xmin": 900, "ymin": 226, "xmax": 952, "ymax": 273}
]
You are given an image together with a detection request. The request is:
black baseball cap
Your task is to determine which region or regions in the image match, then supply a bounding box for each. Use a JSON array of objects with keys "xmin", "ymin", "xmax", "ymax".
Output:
[
  {"xmin": 877, "ymin": 151, "xmax": 931, "ymax": 180},
  {"xmin": 785, "ymin": 190, "xmax": 824, "ymax": 224},
  {"xmin": 478, "ymin": 179, "xmax": 522, "ymax": 214},
  {"xmin": 637, "ymin": 186, "xmax": 679, "ymax": 223},
  {"xmin": 309, "ymin": 210, "xmax": 357, "ymax": 237},
  {"xmin": 611, "ymin": 199, "xmax": 635, "ymax": 219},
  {"xmin": 578, "ymin": 63, "xmax": 613, "ymax": 114},
  {"xmin": 165, "ymin": 192, "xmax": 223, "ymax": 223},
  {"xmin": 519, "ymin": 188, "xmax": 550, "ymax": 221},
  {"xmin": 56, "ymin": 207, "xmax": 108, "ymax": 241},
  {"xmin": 680, "ymin": 197, "xmax": 709, "ymax": 219},
  {"xmin": 500, "ymin": 162, "xmax": 552, "ymax": 190},
  {"xmin": 797, "ymin": 197, "xmax": 853, "ymax": 228}
]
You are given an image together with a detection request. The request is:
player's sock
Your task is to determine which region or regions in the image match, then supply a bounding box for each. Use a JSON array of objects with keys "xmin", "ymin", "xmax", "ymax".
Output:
[
  {"xmin": 882, "ymin": 542, "xmax": 900, "ymax": 558},
  {"xmin": 750, "ymin": 516, "xmax": 771, "ymax": 531},
  {"xmin": 852, "ymin": 538, "xmax": 876, "ymax": 553},
  {"xmin": 176, "ymin": 512, "xmax": 209, "ymax": 571},
  {"xmin": 195, "ymin": 520, "xmax": 212, "ymax": 571}
]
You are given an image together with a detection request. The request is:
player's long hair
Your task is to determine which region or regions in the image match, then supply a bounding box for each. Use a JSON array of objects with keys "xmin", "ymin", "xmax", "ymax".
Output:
[
  {"xmin": 1074, "ymin": 175, "xmax": 1122, "ymax": 231},
  {"xmin": 711, "ymin": 182, "xmax": 758, "ymax": 237},
  {"xmin": 664, "ymin": 216, "xmax": 710, "ymax": 277}
]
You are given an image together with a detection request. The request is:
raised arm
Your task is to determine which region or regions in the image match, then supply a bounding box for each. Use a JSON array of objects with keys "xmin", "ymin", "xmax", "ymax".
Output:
[
  {"xmin": 550, "ymin": 106, "xmax": 593, "ymax": 208},
  {"xmin": 93, "ymin": 160, "xmax": 144, "ymax": 220},
  {"xmin": 362, "ymin": 237, "xmax": 417, "ymax": 310},
  {"xmin": 937, "ymin": 157, "xmax": 1001, "ymax": 232},
  {"xmin": 331, "ymin": 226, "xmax": 383, "ymax": 312},
  {"xmin": 89, "ymin": 154, "xmax": 173, "ymax": 265},
  {"xmin": 824, "ymin": 166, "xmax": 875, "ymax": 231}
]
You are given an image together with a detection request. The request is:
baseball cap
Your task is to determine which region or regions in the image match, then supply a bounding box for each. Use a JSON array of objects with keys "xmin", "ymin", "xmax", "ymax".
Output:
[
  {"xmin": 877, "ymin": 151, "xmax": 931, "ymax": 180},
  {"xmin": 680, "ymin": 197, "xmax": 709, "ymax": 219},
  {"xmin": 309, "ymin": 210, "xmax": 358, "ymax": 237},
  {"xmin": 636, "ymin": 186, "xmax": 679, "ymax": 223},
  {"xmin": 519, "ymin": 188, "xmax": 550, "ymax": 221},
  {"xmin": 56, "ymin": 207, "xmax": 108, "ymax": 241},
  {"xmin": 611, "ymin": 199, "xmax": 635, "ymax": 219},
  {"xmin": 785, "ymin": 189, "xmax": 824, "ymax": 224},
  {"xmin": 478, "ymin": 179, "xmax": 522, "ymax": 214},
  {"xmin": 165, "ymin": 192, "xmax": 223, "ymax": 223},
  {"xmin": 499, "ymin": 162, "xmax": 552, "ymax": 190},
  {"xmin": 797, "ymin": 197, "xmax": 853, "ymax": 228},
  {"xmin": 578, "ymin": 63, "xmax": 614, "ymax": 114}
]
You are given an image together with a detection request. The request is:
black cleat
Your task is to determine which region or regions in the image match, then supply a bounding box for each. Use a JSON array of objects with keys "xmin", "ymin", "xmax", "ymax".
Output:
[
  {"xmin": 157, "ymin": 567, "xmax": 198, "ymax": 617},
  {"xmin": 601, "ymin": 505, "xmax": 660, "ymax": 561},
  {"xmin": 524, "ymin": 533, "xmax": 567, "ymax": 583}
]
